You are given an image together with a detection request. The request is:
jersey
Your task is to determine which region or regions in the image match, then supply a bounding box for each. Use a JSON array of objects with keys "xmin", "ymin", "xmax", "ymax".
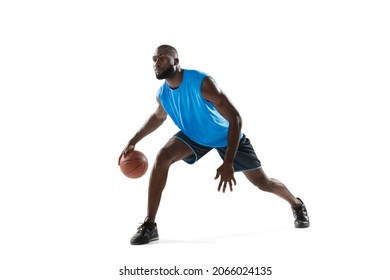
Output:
[{"xmin": 157, "ymin": 69, "xmax": 243, "ymax": 147}]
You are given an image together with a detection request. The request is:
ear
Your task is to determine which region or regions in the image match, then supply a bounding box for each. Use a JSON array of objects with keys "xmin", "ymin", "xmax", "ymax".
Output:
[{"xmin": 174, "ymin": 58, "xmax": 179, "ymax": 65}]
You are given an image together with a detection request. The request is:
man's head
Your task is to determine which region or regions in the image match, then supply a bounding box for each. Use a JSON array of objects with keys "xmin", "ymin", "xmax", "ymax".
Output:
[{"xmin": 152, "ymin": 45, "xmax": 179, "ymax": 80}]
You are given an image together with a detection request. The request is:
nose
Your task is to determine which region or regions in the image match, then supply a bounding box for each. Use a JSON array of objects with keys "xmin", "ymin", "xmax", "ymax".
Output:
[{"xmin": 154, "ymin": 60, "xmax": 160, "ymax": 69}]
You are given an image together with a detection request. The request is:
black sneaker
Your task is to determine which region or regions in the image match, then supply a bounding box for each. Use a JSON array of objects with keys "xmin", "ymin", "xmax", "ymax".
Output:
[
  {"xmin": 292, "ymin": 198, "xmax": 310, "ymax": 228},
  {"xmin": 130, "ymin": 219, "xmax": 159, "ymax": 245}
]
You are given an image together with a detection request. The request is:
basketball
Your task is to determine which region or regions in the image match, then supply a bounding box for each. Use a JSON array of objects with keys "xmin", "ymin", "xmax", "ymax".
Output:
[{"xmin": 119, "ymin": 150, "xmax": 148, "ymax": 179}]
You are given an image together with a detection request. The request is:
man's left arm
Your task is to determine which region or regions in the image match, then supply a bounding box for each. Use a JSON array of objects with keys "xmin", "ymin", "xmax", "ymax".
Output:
[{"xmin": 201, "ymin": 76, "xmax": 242, "ymax": 192}]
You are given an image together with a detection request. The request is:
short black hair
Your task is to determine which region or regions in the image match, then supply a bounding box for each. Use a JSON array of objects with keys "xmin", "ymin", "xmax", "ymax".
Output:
[{"xmin": 156, "ymin": 45, "xmax": 178, "ymax": 58}]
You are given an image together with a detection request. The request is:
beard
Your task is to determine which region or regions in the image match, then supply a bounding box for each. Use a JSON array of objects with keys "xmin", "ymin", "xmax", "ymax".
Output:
[{"xmin": 155, "ymin": 65, "xmax": 175, "ymax": 80}]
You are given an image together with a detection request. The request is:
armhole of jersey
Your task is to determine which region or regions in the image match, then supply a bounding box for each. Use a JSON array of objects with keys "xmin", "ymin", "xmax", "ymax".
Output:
[
  {"xmin": 156, "ymin": 86, "xmax": 163, "ymax": 101},
  {"xmin": 200, "ymin": 75, "xmax": 213, "ymax": 103}
]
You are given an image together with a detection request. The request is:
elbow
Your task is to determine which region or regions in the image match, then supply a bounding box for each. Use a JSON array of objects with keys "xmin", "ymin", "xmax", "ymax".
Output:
[
  {"xmin": 232, "ymin": 115, "xmax": 242, "ymax": 131},
  {"xmin": 237, "ymin": 115, "xmax": 242, "ymax": 129},
  {"xmin": 158, "ymin": 113, "xmax": 167, "ymax": 124}
]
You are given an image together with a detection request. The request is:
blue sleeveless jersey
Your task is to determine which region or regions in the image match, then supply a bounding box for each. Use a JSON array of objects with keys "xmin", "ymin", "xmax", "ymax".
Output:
[{"xmin": 157, "ymin": 69, "xmax": 242, "ymax": 147}]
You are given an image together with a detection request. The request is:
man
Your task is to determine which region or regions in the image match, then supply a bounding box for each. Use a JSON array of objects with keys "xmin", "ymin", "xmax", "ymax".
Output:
[{"xmin": 119, "ymin": 45, "xmax": 309, "ymax": 245}]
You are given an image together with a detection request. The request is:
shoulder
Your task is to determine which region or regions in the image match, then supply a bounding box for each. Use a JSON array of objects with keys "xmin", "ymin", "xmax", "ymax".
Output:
[
  {"xmin": 201, "ymin": 75, "xmax": 220, "ymax": 93},
  {"xmin": 156, "ymin": 81, "xmax": 168, "ymax": 98},
  {"xmin": 185, "ymin": 69, "xmax": 210, "ymax": 79}
]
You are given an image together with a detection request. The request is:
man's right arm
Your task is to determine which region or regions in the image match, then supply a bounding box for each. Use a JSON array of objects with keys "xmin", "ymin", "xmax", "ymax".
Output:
[{"xmin": 119, "ymin": 99, "xmax": 167, "ymax": 163}]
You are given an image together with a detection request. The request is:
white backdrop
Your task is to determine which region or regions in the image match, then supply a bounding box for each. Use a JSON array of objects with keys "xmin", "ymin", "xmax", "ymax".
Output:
[{"xmin": 1, "ymin": 1, "xmax": 389, "ymax": 279}]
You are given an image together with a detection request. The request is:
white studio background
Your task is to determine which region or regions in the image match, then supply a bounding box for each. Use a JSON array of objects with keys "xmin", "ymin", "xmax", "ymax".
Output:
[{"xmin": 1, "ymin": 1, "xmax": 389, "ymax": 279}]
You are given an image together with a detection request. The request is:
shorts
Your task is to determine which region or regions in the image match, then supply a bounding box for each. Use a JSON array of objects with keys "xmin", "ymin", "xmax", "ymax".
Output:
[{"xmin": 173, "ymin": 131, "xmax": 262, "ymax": 172}]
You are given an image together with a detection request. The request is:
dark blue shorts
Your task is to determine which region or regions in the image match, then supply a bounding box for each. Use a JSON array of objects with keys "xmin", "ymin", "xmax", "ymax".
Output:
[{"xmin": 173, "ymin": 131, "xmax": 262, "ymax": 172}]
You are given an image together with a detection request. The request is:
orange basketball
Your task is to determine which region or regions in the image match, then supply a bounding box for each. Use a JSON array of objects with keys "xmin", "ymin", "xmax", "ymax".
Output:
[{"xmin": 119, "ymin": 150, "xmax": 148, "ymax": 179}]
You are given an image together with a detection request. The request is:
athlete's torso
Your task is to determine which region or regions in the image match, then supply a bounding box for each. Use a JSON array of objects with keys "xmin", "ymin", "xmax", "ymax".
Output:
[{"xmin": 157, "ymin": 69, "xmax": 242, "ymax": 147}]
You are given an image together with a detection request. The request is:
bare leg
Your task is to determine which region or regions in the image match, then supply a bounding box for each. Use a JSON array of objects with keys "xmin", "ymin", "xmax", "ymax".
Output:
[
  {"xmin": 244, "ymin": 168, "xmax": 301, "ymax": 206},
  {"xmin": 146, "ymin": 137, "xmax": 194, "ymax": 223}
]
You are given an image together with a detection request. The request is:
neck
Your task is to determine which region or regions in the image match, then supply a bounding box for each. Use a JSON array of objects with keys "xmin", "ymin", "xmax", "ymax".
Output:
[{"xmin": 166, "ymin": 67, "xmax": 183, "ymax": 89}]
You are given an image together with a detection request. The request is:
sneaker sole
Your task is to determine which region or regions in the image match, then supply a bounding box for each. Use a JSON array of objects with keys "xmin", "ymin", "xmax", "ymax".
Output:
[
  {"xmin": 130, "ymin": 236, "xmax": 159, "ymax": 245},
  {"xmin": 295, "ymin": 223, "xmax": 310, "ymax": 228}
]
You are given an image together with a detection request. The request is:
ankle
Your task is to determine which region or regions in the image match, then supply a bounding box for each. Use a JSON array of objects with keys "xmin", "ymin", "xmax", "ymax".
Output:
[
  {"xmin": 144, "ymin": 216, "xmax": 154, "ymax": 222},
  {"xmin": 294, "ymin": 197, "xmax": 305, "ymax": 205},
  {"xmin": 144, "ymin": 217, "xmax": 156, "ymax": 227}
]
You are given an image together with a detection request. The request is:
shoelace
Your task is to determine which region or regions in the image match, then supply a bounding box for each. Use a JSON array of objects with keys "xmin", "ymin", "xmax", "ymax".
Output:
[
  {"xmin": 137, "ymin": 221, "xmax": 154, "ymax": 232},
  {"xmin": 137, "ymin": 222, "xmax": 147, "ymax": 232},
  {"xmin": 294, "ymin": 205, "xmax": 307, "ymax": 220}
]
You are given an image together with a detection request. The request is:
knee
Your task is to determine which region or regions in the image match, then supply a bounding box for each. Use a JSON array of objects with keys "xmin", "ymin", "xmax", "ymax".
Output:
[
  {"xmin": 257, "ymin": 178, "xmax": 285, "ymax": 193},
  {"xmin": 256, "ymin": 178, "xmax": 274, "ymax": 192},
  {"xmin": 253, "ymin": 175, "xmax": 280, "ymax": 192},
  {"xmin": 154, "ymin": 146, "xmax": 177, "ymax": 167},
  {"xmin": 245, "ymin": 170, "xmax": 274, "ymax": 192}
]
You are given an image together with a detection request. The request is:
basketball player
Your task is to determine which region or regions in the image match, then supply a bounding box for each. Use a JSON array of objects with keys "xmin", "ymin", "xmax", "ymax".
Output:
[{"xmin": 119, "ymin": 45, "xmax": 310, "ymax": 245}]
